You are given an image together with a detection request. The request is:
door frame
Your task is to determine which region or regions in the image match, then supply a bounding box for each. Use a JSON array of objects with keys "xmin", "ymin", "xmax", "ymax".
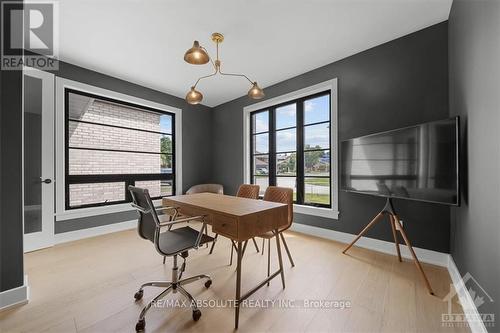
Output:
[{"xmin": 23, "ymin": 67, "xmax": 55, "ymax": 252}]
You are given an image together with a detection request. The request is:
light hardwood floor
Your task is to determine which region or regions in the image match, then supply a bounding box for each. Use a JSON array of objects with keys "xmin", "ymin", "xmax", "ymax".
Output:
[{"xmin": 0, "ymin": 226, "xmax": 468, "ymax": 333}]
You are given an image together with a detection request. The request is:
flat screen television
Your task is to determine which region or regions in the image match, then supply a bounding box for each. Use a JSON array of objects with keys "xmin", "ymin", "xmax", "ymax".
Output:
[{"xmin": 340, "ymin": 117, "xmax": 459, "ymax": 206}]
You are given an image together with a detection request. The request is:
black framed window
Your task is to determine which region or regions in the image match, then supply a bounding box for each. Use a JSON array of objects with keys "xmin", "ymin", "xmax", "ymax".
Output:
[
  {"xmin": 250, "ymin": 92, "xmax": 331, "ymax": 207},
  {"xmin": 65, "ymin": 89, "xmax": 175, "ymax": 209}
]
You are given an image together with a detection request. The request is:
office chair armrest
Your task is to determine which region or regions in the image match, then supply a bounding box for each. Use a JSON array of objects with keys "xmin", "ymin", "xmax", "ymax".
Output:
[
  {"xmin": 132, "ymin": 203, "xmax": 178, "ymax": 215},
  {"xmin": 155, "ymin": 206, "xmax": 177, "ymax": 212},
  {"xmin": 158, "ymin": 215, "xmax": 205, "ymax": 227},
  {"xmin": 131, "ymin": 203, "xmax": 150, "ymax": 213}
]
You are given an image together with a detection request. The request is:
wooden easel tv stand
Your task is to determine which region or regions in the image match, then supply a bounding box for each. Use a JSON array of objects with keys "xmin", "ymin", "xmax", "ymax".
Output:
[{"xmin": 342, "ymin": 197, "xmax": 434, "ymax": 295}]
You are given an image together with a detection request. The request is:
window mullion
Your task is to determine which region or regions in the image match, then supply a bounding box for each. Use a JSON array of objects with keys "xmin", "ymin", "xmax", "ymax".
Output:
[
  {"xmin": 269, "ymin": 107, "xmax": 277, "ymax": 186},
  {"xmin": 249, "ymin": 118, "xmax": 254, "ymax": 182},
  {"xmin": 125, "ymin": 179, "xmax": 133, "ymax": 202},
  {"xmin": 296, "ymin": 99, "xmax": 305, "ymax": 204},
  {"xmin": 248, "ymin": 89, "xmax": 333, "ymax": 209}
]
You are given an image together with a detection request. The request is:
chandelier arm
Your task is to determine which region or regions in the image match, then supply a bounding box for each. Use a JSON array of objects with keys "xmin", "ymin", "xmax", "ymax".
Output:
[
  {"xmin": 209, "ymin": 58, "xmax": 217, "ymax": 71},
  {"xmin": 218, "ymin": 70, "xmax": 254, "ymax": 85},
  {"xmin": 186, "ymin": 33, "xmax": 261, "ymax": 99},
  {"xmin": 193, "ymin": 69, "xmax": 218, "ymax": 88}
]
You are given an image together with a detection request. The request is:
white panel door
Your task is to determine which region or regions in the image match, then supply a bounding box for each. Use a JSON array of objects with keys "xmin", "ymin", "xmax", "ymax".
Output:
[{"xmin": 23, "ymin": 68, "xmax": 55, "ymax": 252}]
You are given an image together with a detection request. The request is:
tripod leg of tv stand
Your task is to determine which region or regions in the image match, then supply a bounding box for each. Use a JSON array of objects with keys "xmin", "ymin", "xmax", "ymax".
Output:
[
  {"xmin": 342, "ymin": 212, "xmax": 384, "ymax": 254},
  {"xmin": 393, "ymin": 217, "xmax": 435, "ymax": 295},
  {"xmin": 342, "ymin": 205, "xmax": 434, "ymax": 296},
  {"xmin": 389, "ymin": 214, "xmax": 402, "ymax": 262}
]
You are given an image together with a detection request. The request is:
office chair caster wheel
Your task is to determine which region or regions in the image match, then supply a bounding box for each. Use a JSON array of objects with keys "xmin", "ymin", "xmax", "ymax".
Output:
[
  {"xmin": 204, "ymin": 280, "xmax": 212, "ymax": 288},
  {"xmin": 192, "ymin": 309, "xmax": 202, "ymax": 321},
  {"xmin": 135, "ymin": 319, "xmax": 145, "ymax": 331},
  {"xmin": 134, "ymin": 290, "xmax": 143, "ymax": 301}
]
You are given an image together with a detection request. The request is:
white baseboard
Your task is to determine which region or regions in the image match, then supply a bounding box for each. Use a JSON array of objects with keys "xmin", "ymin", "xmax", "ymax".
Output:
[
  {"xmin": 447, "ymin": 256, "xmax": 489, "ymax": 333},
  {"xmin": 290, "ymin": 223, "xmax": 449, "ymax": 267},
  {"xmin": 0, "ymin": 275, "xmax": 29, "ymax": 312},
  {"xmin": 54, "ymin": 220, "xmax": 136, "ymax": 244}
]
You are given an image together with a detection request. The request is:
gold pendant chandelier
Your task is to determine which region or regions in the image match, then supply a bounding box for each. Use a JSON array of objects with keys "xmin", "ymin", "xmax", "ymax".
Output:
[{"xmin": 184, "ymin": 32, "xmax": 265, "ymax": 105}]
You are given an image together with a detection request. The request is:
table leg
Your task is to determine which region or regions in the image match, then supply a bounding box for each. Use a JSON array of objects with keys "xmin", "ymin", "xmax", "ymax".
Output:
[
  {"xmin": 252, "ymin": 237, "xmax": 260, "ymax": 252},
  {"xmin": 234, "ymin": 233, "xmax": 287, "ymax": 329},
  {"xmin": 209, "ymin": 233, "xmax": 218, "ymax": 254},
  {"xmin": 235, "ymin": 241, "xmax": 242, "ymax": 329},
  {"xmin": 230, "ymin": 240, "xmax": 237, "ymax": 266},
  {"xmin": 230, "ymin": 244, "xmax": 233, "ymax": 266},
  {"xmin": 241, "ymin": 240, "xmax": 249, "ymax": 257},
  {"xmin": 275, "ymin": 230, "xmax": 285, "ymax": 289}
]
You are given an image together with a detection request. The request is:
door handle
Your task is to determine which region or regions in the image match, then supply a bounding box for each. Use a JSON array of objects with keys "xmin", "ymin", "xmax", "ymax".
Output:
[{"xmin": 40, "ymin": 178, "xmax": 52, "ymax": 184}]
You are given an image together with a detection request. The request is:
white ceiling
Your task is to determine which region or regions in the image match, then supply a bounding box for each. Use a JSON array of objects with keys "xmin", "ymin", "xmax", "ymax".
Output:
[{"xmin": 59, "ymin": 0, "xmax": 452, "ymax": 107}]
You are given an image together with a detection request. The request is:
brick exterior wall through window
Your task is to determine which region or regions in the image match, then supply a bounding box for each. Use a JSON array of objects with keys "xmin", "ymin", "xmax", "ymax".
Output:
[{"xmin": 68, "ymin": 97, "xmax": 169, "ymax": 207}]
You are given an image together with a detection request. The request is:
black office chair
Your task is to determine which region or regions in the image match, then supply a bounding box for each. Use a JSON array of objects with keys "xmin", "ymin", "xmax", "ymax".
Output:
[{"xmin": 128, "ymin": 186, "xmax": 214, "ymax": 332}]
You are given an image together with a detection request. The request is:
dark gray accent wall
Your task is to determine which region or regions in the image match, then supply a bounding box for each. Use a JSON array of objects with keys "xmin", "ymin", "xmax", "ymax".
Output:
[
  {"xmin": 0, "ymin": 0, "xmax": 24, "ymax": 291},
  {"xmin": 52, "ymin": 61, "xmax": 214, "ymax": 233},
  {"xmin": 449, "ymin": 0, "xmax": 500, "ymax": 325},
  {"xmin": 212, "ymin": 22, "xmax": 451, "ymax": 252}
]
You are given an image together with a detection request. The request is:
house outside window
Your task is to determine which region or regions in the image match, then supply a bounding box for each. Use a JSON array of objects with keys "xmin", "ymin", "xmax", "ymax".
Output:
[
  {"xmin": 244, "ymin": 79, "xmax": 339, "ymax": 219},
  {"xmin": 65, "ymin": 89, "xmax": 175, "ymax": 209}
]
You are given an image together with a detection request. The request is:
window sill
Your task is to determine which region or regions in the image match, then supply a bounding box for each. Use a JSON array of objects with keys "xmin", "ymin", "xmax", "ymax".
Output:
[
  {"xmin": 293, "ymin": 204, "xmax": 339, "ymax": 219},
  {"xmin": 56, "ymin": 199, "xmax": 162, "ymax": 221}
]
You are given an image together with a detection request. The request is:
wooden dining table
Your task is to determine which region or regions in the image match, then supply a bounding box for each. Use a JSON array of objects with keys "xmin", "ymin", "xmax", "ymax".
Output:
[{"xmin": 162, "ymin": 192, "xmax": 288, "ymax": 329}]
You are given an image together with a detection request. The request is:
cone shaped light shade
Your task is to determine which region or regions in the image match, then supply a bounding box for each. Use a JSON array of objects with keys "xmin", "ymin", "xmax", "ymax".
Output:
[
  {"xmin": 186, "ymin": 87, "xmax": 203, "ymax": 104},
  {"xmin": 248, "ymin": 82, "xmax": 265, "ymax": 99},
  {"xmin": 184, "ymin": 41, "xmax": 209, "ymax": 65}
]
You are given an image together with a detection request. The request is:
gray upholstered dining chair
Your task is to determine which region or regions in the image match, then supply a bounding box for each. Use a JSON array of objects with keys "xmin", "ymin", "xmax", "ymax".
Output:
[
  {"xmin": 182, "ymin": 184, "xmax": 224, "ymax": 253},
  {"xmin": 186, "ymin": 183, "xmax": 224, "ymax": 195},
  {"xmin": 128, "ymin": 186, "xmax": 213, "ymax": 331}
]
